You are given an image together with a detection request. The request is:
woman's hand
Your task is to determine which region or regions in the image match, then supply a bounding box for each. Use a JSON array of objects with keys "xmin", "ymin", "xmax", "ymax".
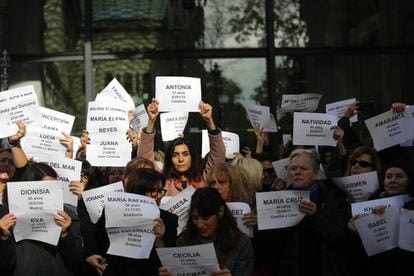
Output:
[
  {"xmin": 86, "ymin": 254, "xmax": 107, "ymax": 276},
  {"xmin": 343, "ymin": 101, "xmax": 359, "ymax": 118},
  {"xmin": 391, "ymin": 102, "xmax": 406, "ymax": 113},
  {"xmin": 8, "ymin": 120, "xmax": 26, "ymax": 143},
  {"xmin": 147, "ymin": 98, "xmax": 160, "ymax": 121},
  {"xmin": 0, "ymin": 213, "xmax": 16, "ymax": 240},
  {"xmin": 55, "ymin": 211, "xmax": 71, "ymax": 237},
  {"xmin": 69, "ymin": 180, "xmax": 86, "ymax": 199},
  {"xmin": 60, "ymin": 132, "xmax": 74, "ymax": 157},
  {"xmin": 159, "ymin": 266, "xmax": 173, "ymax": 276},
  {"xmin": 347, "ymin": 214, "xmax": 360, "ymax": 233},
  {"xmin": 212, "ymin": 268, "xmax": 232, "ymax": 275},
  {"xmin": 372, "ymin": 205, "xmax": 386, "ymax": 215},
  {"xmin": 199, "ymin": 101, "xmax": 216, "ymax": 130},
  {"xmin": 153, "ymin": 217, "xmax": 166, "ymax": 240},
  {"xmin": 299, "ymin": 200, "xmax": 317, "ymax": 215},
  {"xmin": 242, "ymin": 212, "xmax": 257, "ymax": 227}
]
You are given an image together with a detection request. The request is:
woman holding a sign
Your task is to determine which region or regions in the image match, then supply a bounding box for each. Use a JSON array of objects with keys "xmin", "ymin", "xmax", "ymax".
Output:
[
  {"xmin": 138, "ymin": 98, "xmax": 225, "ymax": 196},
  {"xmin": 84, "ymin": 168, "xmax": 178, "ymax": 276},
  {"xmin": 159, "ymin": 187, "xmax": 254, "ymax": 276}
]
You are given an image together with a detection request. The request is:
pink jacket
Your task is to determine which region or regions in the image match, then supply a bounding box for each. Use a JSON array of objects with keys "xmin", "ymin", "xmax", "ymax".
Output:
[{"xmin": 137, "ymin": 130, "xmax": 225, "ymax": 196}]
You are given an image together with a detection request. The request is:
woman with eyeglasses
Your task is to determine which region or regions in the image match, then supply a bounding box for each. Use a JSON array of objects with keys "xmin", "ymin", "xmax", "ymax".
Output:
[
  {"xmin": 159, "ymin": 187, "xmax": 254, "ymax": 276},
  {"xmin": 137, "ymin": 98, "xmax": 225, "ymax": 197},
  {"xmin": 83, "ymin": 168, "xmax": 178, "ymax": 276}
]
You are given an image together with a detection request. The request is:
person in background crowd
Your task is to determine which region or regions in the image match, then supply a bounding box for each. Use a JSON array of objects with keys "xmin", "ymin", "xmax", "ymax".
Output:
[
  {"xmin": 138, "ymin": 98, "xmax": 225, "ymax": 196},
  {"xmin": 159, "ymin": 187, "xmax": 254, "ymax": 276},
  {"xmin": 0, "ymin": 196, "xmax": 16, "ymax": 276}
]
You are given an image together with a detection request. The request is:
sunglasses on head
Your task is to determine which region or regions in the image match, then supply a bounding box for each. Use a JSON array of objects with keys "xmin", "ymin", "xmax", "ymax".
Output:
[{"xmin": 350, "ymin": 159, "xmax": 373, "ymax": 168}]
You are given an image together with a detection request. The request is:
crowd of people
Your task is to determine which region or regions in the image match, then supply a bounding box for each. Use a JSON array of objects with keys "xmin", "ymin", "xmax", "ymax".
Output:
[{"xmin": 0, "ymin": 99, "xmax": 413, "ymax": 276}]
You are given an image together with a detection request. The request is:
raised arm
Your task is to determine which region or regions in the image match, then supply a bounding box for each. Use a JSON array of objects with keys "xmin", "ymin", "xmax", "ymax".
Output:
[{"xmin": 8, "ymin": 120, "xmax": 28, "ymax": 169}]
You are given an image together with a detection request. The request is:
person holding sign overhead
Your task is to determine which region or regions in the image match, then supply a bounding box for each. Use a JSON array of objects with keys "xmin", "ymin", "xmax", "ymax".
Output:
[
  {"xmin": 159, "ymin": 187, "xmax": 254, "ymax": 276},
  {"xmin": 138, "ymin": 98, "xmax": 225, "ymax": 196}
]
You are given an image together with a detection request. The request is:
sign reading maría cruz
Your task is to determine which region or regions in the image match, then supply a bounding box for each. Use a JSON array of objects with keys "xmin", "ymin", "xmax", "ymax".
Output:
[
  {"xmin": 0, "ymin": 85, "xmax": 42, "ymax": 138},
  {"xmin": 293, "ymin": 112, "xmax": 337, "ymax": 146},
  {"xmin": 156, "ymin": 243, "xmax": 220, "ymax": 275},
  {"xmin": 7, "ymin": 181, "xmax": 63, "ymax": 245},
  {"xmin": 256, "ymin": 190, "xmax": 309, "ymax": 230},
  {"xmin": 155, "ymin": 76, "xmax": 202, "ymax": 112}
]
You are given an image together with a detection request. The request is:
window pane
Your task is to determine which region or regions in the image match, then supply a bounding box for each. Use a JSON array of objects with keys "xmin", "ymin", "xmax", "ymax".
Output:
[{"xmin": 274, "ymin": 0, "xmax": 414, "ymax": 47}]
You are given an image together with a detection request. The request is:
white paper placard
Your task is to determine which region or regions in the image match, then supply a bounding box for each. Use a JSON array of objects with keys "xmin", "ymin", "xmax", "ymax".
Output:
[
  {"xmin": 332, "ymin": 171, "xmax": 379, "ymax": 202},
  {"xmin": 39, "ymin": 106, "xmax": 75, "ymax": 134},
  {"xmin": 398, "ymin": 209, "xmax": 414, "ymax": 252},
  {"xmin": 226, "ymin": 202, "xmax": 254, "ymax": 237},
  {"xmin": 160, "ymin": 112, "xmax": 189, "ymax": 141},
  {"xmin": 280, "ymin": 93, "xmax": 322, "ymax": 112},
  {"xmin": 130, "ymin": 104, "xmax": 149, "ymax": 131},
  {"xmin": 256, "ymin": 190, "xmax": 309, "ymax": 230},
  {"xmin": 201, "ymin": 130, "xmax": 239, "ymax": 159},
  {"xmin": 0, "ymin": 85, "xmax": 42, "ymax": 138},
  {"xmin": 22, "ymin": 130, "xmax": 67, "ymax": 157},
  {"xmin": 244, "ymin": 104, "xmax": 277, "ymax": 132},
  {"xmin": 155, "ymin": 76, "xmax": 202, "ymax": 112},
  {"xmin": 351, "ymin": 194, "xmax": 409, "ymax": 216},
  {"xmin": 86, "ymin": 134, "xmax": 132, "ymax": 167},
  {"xmin": 96, "ymin": 78, "xmax": 135, "ymax": 110},
  {"xmin": 272, "ymin": 158, "xmax": 291, "ymax": 184},
  {"xmin": 326, "ymin": 98, "xmax": 357, "ymax": 123},
  {"xmin": 86, "ymin": 101, "xmax": 130, "ymax": 135},
  {"xmin": 293, "ymin": 112, "xmax": 337, "ymax": 146}
]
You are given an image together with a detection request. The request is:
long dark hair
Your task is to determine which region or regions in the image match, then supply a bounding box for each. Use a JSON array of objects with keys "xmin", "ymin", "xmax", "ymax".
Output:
[
  {"xmin": 180, "ymin": 187, "xmax": 241, "ymax": 253},
  {"xmin": 163, "ymin": 137, "xmax": 202, "ymax": 181},
  {"xmin": 124, "ymin": 168, "xmax": 166, "ymax": 195},
  {"xmin": 20, "ymin": 161, "xmax": 58, "ymax": 181}
]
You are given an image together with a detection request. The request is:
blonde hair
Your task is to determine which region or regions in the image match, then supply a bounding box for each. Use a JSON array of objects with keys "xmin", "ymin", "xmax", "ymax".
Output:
[
  {"xmin": 207, "ymin": 162, "xmax": 256, "ymax": 207},
  {"xmin": 231, "ymin": 157, "xmax": 263, "ymax": 192}
]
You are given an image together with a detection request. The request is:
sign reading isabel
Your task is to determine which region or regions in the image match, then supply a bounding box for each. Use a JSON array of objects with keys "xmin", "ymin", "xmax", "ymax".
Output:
[
  {"xmin": 39, "ymin": 106, "xmax": 75, "ymax": 134},
  {"xmin": 82, "ymin": 182, "xmax": 124, "ymax": 223},
  {"xmin": 156, "ymin": 76, "xmax": 201, "ymax": 112},
  {"xmin": 326, "ymin": 98, "xmax": 357, "ymax": 123},
  {"xmin": 293, "ymin": 112, "xmax": 337, "ymax": 146},
  {"xmin": 365, "ymin": 109, "xmax": 413, "ymax": 151},
  {"xmin": 104, "ymin": 192, "xmax": 160, "ymax": 228},
  {"xmin": 35, "ymin": 154, "xmax": 82, "ymax": 207},
  {"xmin": 160, "ymin": 112, "xmax": 189, "ymax": 141},
  {"xmin": 0, "ymin": 85, "xmax": 42, "ymax": 138},
  {"xmin": 332, "ymin": 171, "xmax": 379, "ymax": 203},
  {"xmin": 7, "ymin": 181, "xmax": 63, "ymax": 245},
  {"xmin": 160, "ymin": 186, "xmax": 195, "ymax": 235},
  {"xmin": 256, "ymin": 190, "xmax": 309, "ymax": 230},
  {"xmin": 156, "ymin": 243, "xmax": 220, "ymax": 275},
  {"xmin": 280, "ymin": 93, "xmax": 322, "ymax": 112},
  {"xmin": 354, "ymin": 207, "xmax": 399, "ymax": 256}
]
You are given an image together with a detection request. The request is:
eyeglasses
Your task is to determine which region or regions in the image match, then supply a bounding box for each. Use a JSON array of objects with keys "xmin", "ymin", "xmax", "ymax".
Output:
[
  {"xmin": 350, "ymin": 159, "xmax": 373, "ymax": 168},
  {"xmin": 263, "ymin": 168, "xmax": 275, "ymax": 174},
  {"xmin": 150, "ymin": 188, "xmax": 167, "ymax": 198}
]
